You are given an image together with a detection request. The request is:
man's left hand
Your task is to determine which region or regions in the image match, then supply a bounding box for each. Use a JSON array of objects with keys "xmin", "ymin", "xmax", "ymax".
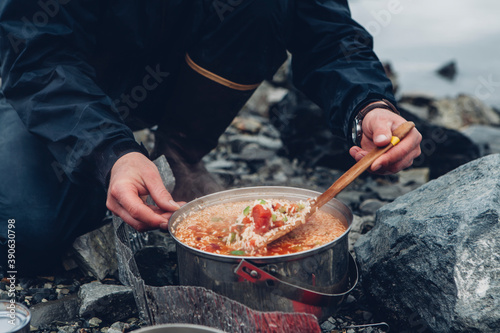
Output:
[{"xmin": 349, "ymin": 108, "xmax": 422, "ymax": 174}]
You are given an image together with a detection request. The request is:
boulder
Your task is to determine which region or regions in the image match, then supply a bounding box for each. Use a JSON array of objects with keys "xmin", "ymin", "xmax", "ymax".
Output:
[
  {"xmin": 431, "ymin": 94, "xmax": 500, "ymax": 130},
  {"xmin": 78, "ymin": 281, "xmax": 137, "ymax": 323},
  {"xmin": 461, "ymin": 124, "xmax": 500, "ymax": 156},
  {"xmin": 71, "ymin": 222, "xmax": 117, "ymax": 280},
  {"xmin": 354, "ymin": 154, "xmax": 500, "ymax": 332},
  {"xmin": 30, "ymin": 294, "xmax": 80, "ymax": 328},
  {"xmin": 436, "ymin": 60, "xmax": 457, "ymax": 81}
]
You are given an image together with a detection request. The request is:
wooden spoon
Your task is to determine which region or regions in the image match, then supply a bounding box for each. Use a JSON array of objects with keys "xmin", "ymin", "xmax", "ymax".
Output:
[{"xmin": 261, "ymin": 121, "xmax": 416, "ymax": 246}]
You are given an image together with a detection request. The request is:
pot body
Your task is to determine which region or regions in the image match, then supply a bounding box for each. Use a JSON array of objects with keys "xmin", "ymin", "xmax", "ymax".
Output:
[
  {"xmin": 133, "ymin": 324, "xmax": 226, "ymax": 333},
  {"xmin": 0, "ymin": 301, "xmax": 31, "ymax": 333},
  {"xmin": 169, "ymin": 186, "xmax": 356, "ymax": 320}
]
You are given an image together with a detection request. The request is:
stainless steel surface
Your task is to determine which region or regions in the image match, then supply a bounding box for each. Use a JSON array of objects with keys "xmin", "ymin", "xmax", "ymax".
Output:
[
  {"xmin": 168, "ymin": 186, "xmax": 357, "ymax": 320},
  {"xmin": 0, "ymin": 301, "xmax": 31, "ymax": 333},
  {"xmin": 234, "ymin": 253, "xmax": 358, "ymax": 307}
]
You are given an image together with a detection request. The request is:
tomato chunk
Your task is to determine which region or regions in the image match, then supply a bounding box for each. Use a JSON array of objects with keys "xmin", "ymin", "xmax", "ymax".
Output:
[
  {"xmin": 274, "ymin": 220, "xmax": 285, "ymax": 228},
  {"xmin": 252, "ymin": 204, "xmax": 272, "ymax": 235}
]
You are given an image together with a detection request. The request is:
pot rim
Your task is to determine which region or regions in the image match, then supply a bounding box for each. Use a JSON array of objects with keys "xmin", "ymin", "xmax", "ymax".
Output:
[{"xmin": 168, "ymin": 186, "xmax": 352, "ymax": 262}]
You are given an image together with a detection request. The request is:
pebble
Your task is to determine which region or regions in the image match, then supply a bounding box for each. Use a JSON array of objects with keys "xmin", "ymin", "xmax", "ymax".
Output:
[
  {"xmin": 359, "ymin": 199, "xmax": 385, "ymax": 215},
  {"xmin": 57, "ymin": 324, "xmax": 77, "ymax": 333},
  {"xmin": 88, "ymin": 317, "xmax": 102, "ymax": 327}
]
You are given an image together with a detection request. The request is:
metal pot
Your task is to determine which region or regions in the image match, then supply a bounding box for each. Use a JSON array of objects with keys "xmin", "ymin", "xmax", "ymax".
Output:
[
  {"xmin": 0, "ymin": 301, "xmax": 31, "ymax": 333},
  {"xmin": 133, "ymin": 324, "xmax": 226, "ymax": 333},
  {"xmin": 168, "ymin": 186, "xmax": 358, "ymax": 320}
]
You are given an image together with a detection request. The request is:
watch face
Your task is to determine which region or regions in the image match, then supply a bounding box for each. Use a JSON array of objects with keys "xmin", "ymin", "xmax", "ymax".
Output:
[{"xmin": 351, "ymin": 117, "xmax": 363, "ymax": 146}]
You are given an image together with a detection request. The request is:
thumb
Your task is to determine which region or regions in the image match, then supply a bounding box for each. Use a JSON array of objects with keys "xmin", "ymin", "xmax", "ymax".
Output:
[
  {"xmin": 145, "ymin": 170, "xmax": 181, "ymax": 212},
  {"xmin": 370, "ymin": 122, "xmax": 393, "ymax": 147}
]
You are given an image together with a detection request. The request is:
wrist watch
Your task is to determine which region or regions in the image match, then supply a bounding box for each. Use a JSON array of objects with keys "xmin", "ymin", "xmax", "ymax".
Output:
[{"xmin": 351, "ymin": 99, "xmax": 400, "ymax": 146}]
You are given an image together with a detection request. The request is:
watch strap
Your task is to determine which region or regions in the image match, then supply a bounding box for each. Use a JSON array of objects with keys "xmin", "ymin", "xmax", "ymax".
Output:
[{"xmin": 351, "ymin": 99, "xmax": 400, "ymax": 146}]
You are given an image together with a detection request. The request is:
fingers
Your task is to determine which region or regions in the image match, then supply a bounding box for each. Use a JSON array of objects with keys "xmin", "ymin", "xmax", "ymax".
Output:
[
  {"xmin": 106, "ymin": 152, "xmax": 183, "ymax": 232},
  {"xmin": 352, "ymin": 107, "xmax": 423, "ymax": 174},
  {"xmin": 144, "ymin": 170, "xmax": 181, "ymax": 212},
  {"xmin": 349, "ymin": 146, "xmax": 365, "ymax": 162},
  {"xmin": 107, "ymin": 182, "xmax": 170, "ymax": 231},
  {"xmin": 371, "ymin": 127, "xmax": 422, "ymax": 173},
  {"xmin": 369, "ymin": 120, "xmax": 394, "ymax": 148}
]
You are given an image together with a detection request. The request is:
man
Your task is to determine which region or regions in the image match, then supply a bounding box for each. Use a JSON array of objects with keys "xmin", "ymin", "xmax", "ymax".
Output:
[{"xmin": 0, "ymin": 0, "xmax": 421, "ymax": 273}]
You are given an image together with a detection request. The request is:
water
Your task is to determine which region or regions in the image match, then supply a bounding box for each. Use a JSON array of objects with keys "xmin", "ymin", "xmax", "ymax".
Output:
[{"xmin": 349, "ymin": 0, "xmax": 500, "ymax": 109}]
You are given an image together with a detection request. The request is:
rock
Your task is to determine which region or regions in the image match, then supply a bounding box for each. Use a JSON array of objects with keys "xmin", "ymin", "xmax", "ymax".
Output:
[
  {"xmin": 358, "ymin": 199, "xmax": 385, "ymax": 215},
  {"xmin": 335, "ymin": 190, "xmax": 364, "ymax": 210},
  {"xmin": 231, "ymin": 116, "xmax": 263, "ymax": 134},
  {"xmin": 366, "ymin": 182, "xmax": 412, "ymax": 201},
  {"xmin": 236, "ymin": 143, "xmax": 276, "ymax": 161},
  {"xmin": 354, "ymin": 154, "xmax": 500, "ymax": 332},
  {"xmin": 133, "ymin": 129, "xmax": 155, "ymax": 154},
  {"xmin": 231, "ymin": 134, "xmax": 283, "ymax": 152},
  {"xmin": 153, "ymin": 155, "xmax": 175, "ymax": 193},
  {"xmin": 461, "ymin": 124, "xmax": 500, "ymax": 156},
  {"xmin": 398, "ymin": 106, "xmax": 480, "ymax": 179},
  {"xmin": 348, "ymin": 215, "xmax": 375, "ymax": 253},
  {"xmin": 70, "ymin": 222, "xmax": 117, "ymax": 281},
  {"xmin": 108, "ymin": 321, "xmax": 129, "ymax": 333},
  {"xmin": 436, "ymin": 60, "xmax": 457, "ymax": 80},
  {"xmin": 244, "ymin": 80, "xmax": 288, "ymax": 117},
  {"xmin": 205, "ymin": 159, "xmax": 237, "ymax": 171},
  {"xmin": 397, "ymin": 168, "xmax": 430, "ymax": 187},
  {"xmin": 78, "ymin": 282, "xmax": 137, "ymax": 323},
  {"xmin": 320, "ymin": 319, "xmax": 336, "ymax": 332},
  {"xmin": 57, "ymin": 324, "xmax": 78, "ymax": 333},
  {"xmin": 88, "ymin": 317, "xmax": 102, "ymax": 327},
  {"xmin": 431, "ymin": 94, "xmax": 500, "ymax": 130},
  {"xmin": 31, "ymin": 288, "xmax": 54, "ymax": 303},
  {"xmin": 30, "ymin": 294, "xmax": 80, "ymax": 328}
]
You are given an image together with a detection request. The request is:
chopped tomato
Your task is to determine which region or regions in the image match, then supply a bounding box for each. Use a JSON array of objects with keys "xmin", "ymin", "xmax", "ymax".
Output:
[
  {"xmin": 272, "ymin": 203, "xmax": 281, "ymax": 210},
  {"xmin": 252, "ymin": 204, "xmax": 272, "ymax": 235},
  {"xmin": 242, "ymin": 217, "xmax": 252, "ymax": 224},
  {"xmin": 208, "ymin": 243, "xmax": 221, "ymax": 251},
  {"xmin": 274, "ymin": 220, "xmax": 285, "ymax": 228},
  {"xmin": 288, "ymin": 204, "xmax": 299, "ymax": 214}
]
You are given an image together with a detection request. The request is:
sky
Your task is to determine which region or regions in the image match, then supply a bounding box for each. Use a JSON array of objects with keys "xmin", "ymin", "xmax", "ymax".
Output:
[{"xmin": 348, "ymin": 0, "xmax": 500, "ymax": 108}]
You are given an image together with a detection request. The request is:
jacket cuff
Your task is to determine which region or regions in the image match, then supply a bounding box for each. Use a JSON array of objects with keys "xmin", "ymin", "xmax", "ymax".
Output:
[{"xmin": 94, "ymin": 138, "xmax": 149, "ymax": 189}]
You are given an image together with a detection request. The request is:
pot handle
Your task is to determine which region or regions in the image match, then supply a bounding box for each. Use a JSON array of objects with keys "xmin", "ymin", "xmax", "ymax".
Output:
[{"xmin": 234, "ymin": 252, "xmax": 358, "ymax": 306}]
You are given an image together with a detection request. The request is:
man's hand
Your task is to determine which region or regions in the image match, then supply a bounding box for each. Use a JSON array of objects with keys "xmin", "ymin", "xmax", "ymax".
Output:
[
  {"xmin": 106, "ymin": 152, "xmax": 183, "ymax": 231},
  {"xmin": 349, "ymin": 108, "xmax": 422, "ymax": 174}
]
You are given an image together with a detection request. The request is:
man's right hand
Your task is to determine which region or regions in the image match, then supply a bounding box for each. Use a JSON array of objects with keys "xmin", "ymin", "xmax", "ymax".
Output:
[{"xmin": 106, "ymin": 152, "xmax": 183, "ymax": 231}]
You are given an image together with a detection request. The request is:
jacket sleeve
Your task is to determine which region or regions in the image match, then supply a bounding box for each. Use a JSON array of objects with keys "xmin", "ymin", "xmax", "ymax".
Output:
[
  {"xmin": 0, "ymin": 0, "xmax": 144, "ymax": 188},
  {"xmin": 289, "ymin": 0, "xmax": 397, "ymax": 142}
]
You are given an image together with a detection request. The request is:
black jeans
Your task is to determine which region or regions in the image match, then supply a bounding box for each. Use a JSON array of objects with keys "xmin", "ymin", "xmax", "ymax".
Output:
[{"xmin": 0, "ymin": 96, "xmax": 107, "ymax": 275}]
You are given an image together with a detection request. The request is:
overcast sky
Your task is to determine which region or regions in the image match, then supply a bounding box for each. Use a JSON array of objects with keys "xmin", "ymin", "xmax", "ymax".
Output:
[{"xmin": 349, "ymin": 0, "xmax": 500, "ymax": 107}]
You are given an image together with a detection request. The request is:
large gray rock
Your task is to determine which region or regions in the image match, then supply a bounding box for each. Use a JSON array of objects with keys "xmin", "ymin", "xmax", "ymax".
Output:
[
  {"xmin": 30, "ymin": 294, "xmax": 79, "ymax": 328},
  {"xmin": 461, "ymin": 125, "xmax": 500, "ymax": 156},
  {"xmin": 79, "ymin": 282, "xmax": 137, "ymax": 323},
  {"xmin": 71, "ymin": 223, "xmax": 117, "ymax": 280},
  {"xmin": 354, "ymin": 154, "xmax": 500, "ymax": 332}
]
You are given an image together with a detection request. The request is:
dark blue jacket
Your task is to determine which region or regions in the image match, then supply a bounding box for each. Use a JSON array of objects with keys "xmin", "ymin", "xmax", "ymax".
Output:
[{"xmin": 0, "ymin": 0, "xmax": 395, "ymax": 188}]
